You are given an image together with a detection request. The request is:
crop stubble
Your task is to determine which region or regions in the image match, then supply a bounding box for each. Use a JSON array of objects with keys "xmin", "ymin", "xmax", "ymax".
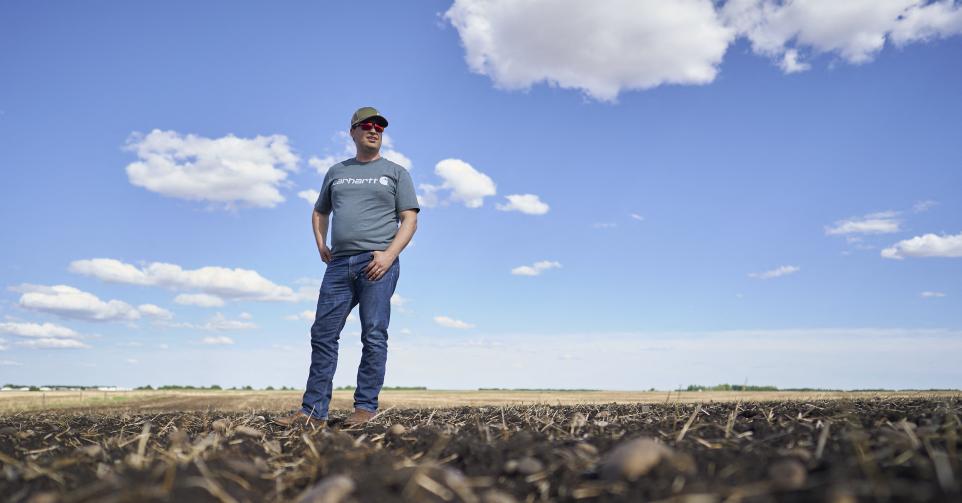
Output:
[{"xmin": 1, "ymin": 396, "xmax": 960, "ymax": 502}]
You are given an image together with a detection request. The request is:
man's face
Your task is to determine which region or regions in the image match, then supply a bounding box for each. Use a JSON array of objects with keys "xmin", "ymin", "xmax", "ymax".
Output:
[{"xmin": 351, "ymin": 121, "xmax": 383, "ymax": 152}]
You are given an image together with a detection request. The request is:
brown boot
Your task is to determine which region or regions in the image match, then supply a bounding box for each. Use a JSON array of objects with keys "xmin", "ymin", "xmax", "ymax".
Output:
[
  {"xmin": 272, "ymin": 411, "xmax": 327, "ymax": 428},
  {"xmin": 342, "ymin": 408, "xmax": 376, "ymax": 427}
]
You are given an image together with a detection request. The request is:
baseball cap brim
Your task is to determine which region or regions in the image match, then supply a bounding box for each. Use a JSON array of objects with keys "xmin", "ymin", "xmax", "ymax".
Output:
[{"xmin": 351, "ymin": 107, "xmax": 389, "ymax": 128}]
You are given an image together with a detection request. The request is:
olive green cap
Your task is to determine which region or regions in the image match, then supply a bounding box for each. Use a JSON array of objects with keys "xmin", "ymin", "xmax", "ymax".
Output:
[{"xmin": 350, "ymin": 106, "xmax": 388, "ymax": 128}]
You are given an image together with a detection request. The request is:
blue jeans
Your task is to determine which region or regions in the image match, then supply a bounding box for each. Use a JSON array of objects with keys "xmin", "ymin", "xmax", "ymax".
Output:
[{"xmin": 301, "ymin": 251, "xmax": 399, "ymax": 420}]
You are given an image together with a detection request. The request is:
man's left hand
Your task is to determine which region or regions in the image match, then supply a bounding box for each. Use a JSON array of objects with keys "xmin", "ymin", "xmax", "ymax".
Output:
[{"xmin": 364, "ymin": 251, "xmax": 396, "ymax": 280}]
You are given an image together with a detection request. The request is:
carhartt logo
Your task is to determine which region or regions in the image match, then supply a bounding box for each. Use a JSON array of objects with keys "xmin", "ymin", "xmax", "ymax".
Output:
[{"xmin": 333, "ymin": 177, "xmax": 391, "ymax": 186}]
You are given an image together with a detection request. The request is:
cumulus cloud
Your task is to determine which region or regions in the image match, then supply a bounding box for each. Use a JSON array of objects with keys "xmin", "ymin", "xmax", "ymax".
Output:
[
  {"xmin": 309, "ymin": 155, "xmax": 339, "ymax": 177},
  {"xmin": 921, "ymin": 291, "xmax": 946, "ymax": 298},
  {"xmin": 721, "ymin": 0, "xmax": 962, "ymax": 71},
  {"xmin": 418, "ymin": 159, "xmax": 496, "ymax": 208},
  {"xmin": 70, "ymin": 258, "xmax": 296, "ymax": 302},
  {"xmin": 511, "ymin": 260, "xmax": 562, "ymax": 276},
  {"xmin": 284, "ymin": 310, "xmax": 315, "ymax": 322},
  {"xmin": 445, "ymin": 0, "xmax": 734, "ymax": 101},
  {"xmin": 0, "ymin": 321, "xmax": 80, "ymax": 338},
  {"xmin": 298, "ymin": 189, "xmax": 320, "ymax": 206},
  {"xmin": 309, "ymin": 131, "xmax": 412, "ymax": 174},
  {"xmin": 391, "ymin": 293, "xmax": 412, "ymax": 314},
  {"xmin": 200, "ymin": 336, "xmax": 234, "ymax": 345},
  {"xmin": 16, "ymin": 338, "xmax": 91, "ymax": 349},
  {"xmin": 445, "ymin": 0, "xmax": 962, "ymax": 99},
  {"xmin": 0, "ymin": 320, "xmax": 92, "ymax": 349},
  {"xmin": 825, "ymin": 211, "xmax": 901, "ymax": 235},
  {"xmin": 496, "ymin": 194, "xmax": 550, "ymax": 215},
  {"xmin": 17, "ymin": 284, "xmax": 142, "ymax": 322},
  {"xmin": 779, "ymin": 48, "xmax": 811, "ymax": 73},
  {"xmin": 749, "ymin": 265, "xmax": 800, "ymax": 279},
  {"xmin": 881, "ymin": 232, "xmax": 962, "ymax": 259},
  {"xmin": 381, "ymin": 134, "xmax": 413, "ymax": 170},
  {"xmin": 167, "ymin": 313, "xmax": 257, "ymax": 332},
  {"xmin": 138, "ymin": 304, "xmax": 173, "ymax": 320},
  {"xmin": 434, "ymin": 315, "xmax": 476, "ymax": 329},
  {"xmin": 124, "ymin": 129, "xmax": 299, "ymax": 209},
  {"xmin": 174, "ymin": 293, "xmax": 225, "ymax": 308}
]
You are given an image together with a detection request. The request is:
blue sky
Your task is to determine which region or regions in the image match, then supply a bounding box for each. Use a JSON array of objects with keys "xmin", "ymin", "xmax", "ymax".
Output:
[{"xmin": 2, "ymin": 1, "xmax": 961, "ymax": 390}]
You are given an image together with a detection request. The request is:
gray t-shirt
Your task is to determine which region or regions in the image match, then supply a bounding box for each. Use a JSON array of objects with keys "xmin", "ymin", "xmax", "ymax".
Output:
[{"xmin": 314, "ymin": 157, "xmax": 420, "ymax": 258}]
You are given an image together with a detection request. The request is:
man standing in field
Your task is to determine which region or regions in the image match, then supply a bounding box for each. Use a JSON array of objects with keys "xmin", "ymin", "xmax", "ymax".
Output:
[{"xmin": 275, "ymin": 107, "xmax": 419, "ymax": 428}]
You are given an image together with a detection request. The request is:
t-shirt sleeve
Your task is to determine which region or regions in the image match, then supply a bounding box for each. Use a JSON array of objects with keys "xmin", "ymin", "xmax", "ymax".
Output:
[
  {"xmin": 314, "ymin": 169, "xmax": 335, "ymax": 214},
  {"xmin": 395, "ymin": 167, "xmax": 420, "ymax": 213}
]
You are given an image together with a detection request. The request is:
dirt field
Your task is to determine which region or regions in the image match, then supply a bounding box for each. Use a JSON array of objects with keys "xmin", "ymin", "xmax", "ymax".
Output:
[
  {"xmin": 1, "ymin": 392, "xmax": 960, "ymax": 502},
  {"xmin": 3, "ymin": 389, "xmax": 959, "ymax": 413}
]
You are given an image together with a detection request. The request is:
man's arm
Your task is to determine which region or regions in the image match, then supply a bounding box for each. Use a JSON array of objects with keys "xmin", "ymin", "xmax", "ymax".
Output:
[
  {"xmin": 365, "ymin": 209, "xmax": 417, "ymax": 280},
  {"xmin": 312, "ymin": 210, "xmax": 333, "ymax": 263}
]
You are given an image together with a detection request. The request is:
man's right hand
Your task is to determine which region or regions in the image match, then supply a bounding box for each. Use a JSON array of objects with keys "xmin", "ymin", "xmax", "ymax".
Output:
[{"xmin": 319, "ymin": 245, "xmax": 332, "ymax": 264}]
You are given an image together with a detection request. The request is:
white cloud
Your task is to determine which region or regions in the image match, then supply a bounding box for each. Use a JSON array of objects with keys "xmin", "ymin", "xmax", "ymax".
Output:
[
  {"xmin": 446, "ymin": 1, "xmax": 962, "ymax": 99},
  {"xmin": 70, "ymin": 258, "xmax": 296, "ymax": 302},
  {"xmin": 825, "ymin": 211, "xmax": 901, "ymax": 235},
  {"xmin": 309, "ymin": 155, "xmax": 339, "ymax": 176},
  {"xmin": 174, "ymin": 293, "xmax": 225, "ymax": 308},
  {"xmin": 0, "ymin": 321, "xmax": 80, "ymax": 339},
  {"xmin": 434, "ymin": 315, "xmax": 476, "ymax": 329},
  {"xmin": 593, "ymin": 222, "xmax": 617, "ymax": 229},
  {"xmin": 882, "ymin": 232, "xmax": 962, "ymax": 259},
  {"xmin": 309, "ymin": 131, "xmax": 412, "ymax": 174},
  {"xmin": 200, "ymin": 336, "xmax": 234, "ymax": 345},
  {"xmin": 285, "ymin": 310, "xmax": 315, "ymax": 322},
  {"xmin": 138, "ymin": 304, "xmax": 173, "ymax": 320},
  {"xmin": 721, "ymin": 0, "xmax": 962, "ymax": 71},
  {"xmin": 496, "ymin": 194, "xmax": 550, "ymax": 215},
  {"xmin": 779, "ymin": 48, "xmax": 811, "ymax": 73},
  {"xmin": 16, "ymin": 338, "xmax": 91, "ymax": 349},
  {"xmin": 381, "ymin": 134, "xmax": 413, "ymax": 170},
  {"xmin": 174, "ymin": 313, "xmax": 257, "ymax": 332},
  {"xmin": 17, "ymin": 284, "xmax": 142, "ymax": 322},
  {"xmin": 749, "ymin": 265, "xmax": 800, "ymax": 279},
  {"xmin": 912, "ymin": 200, "xmax": 938, "ymax": 213},
  {"xmin": 391, "ymin": 293, "xmax": 412, "ymax": 314},
  {"xmin": 630, "ymin": 213, "xmax": 645, "ymax": 221},
  {"xmin": 419, "ymin": 159, "xmax": 496, "ymax": 209},
  {"xmin": 445, "ymin": 0, "xmax": 734, "ymax": 101},
  {"xmin": 0, "ymin": 360, "xmax": 22, "ymax": 366},
  {"xmin": 298, "ymin": 189, "xmax": 320, "ymax": 206},
  {"xmin": 890, "ymin": 0, "xmax": 962, "ymax": 45},
  {"xmin": 126, "ymin": 358, "xmax": 139, "ymax": 364},
  {"xmin": 920, "ymin": 291, "xmax": 946, "ymax": 298},
  {"xmin": 511, "ymin": 260, "xmax": 562, "ymax": 277},
  {"xmin": 238, "ymin": 312, "xmax": 252, "ymax": 320},
  {"xmin": 124, "ymin": 129, "xmax": 299, "ymax": 209}
]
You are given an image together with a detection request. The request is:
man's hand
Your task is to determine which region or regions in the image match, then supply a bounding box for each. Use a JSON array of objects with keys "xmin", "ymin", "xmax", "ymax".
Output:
[
  {"xmin": 319, "ymin": 245, "xmax": 332, "ymax": 264},
  {"xmin": 364, "ymin": 250, "xmax": 396, "ymax": 280}
]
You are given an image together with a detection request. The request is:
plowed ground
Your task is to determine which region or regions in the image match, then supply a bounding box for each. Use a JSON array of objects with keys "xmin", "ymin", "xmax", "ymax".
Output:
[{"xmin": 1, "ymin": 397, "xmax": 960, "ymax": 502}]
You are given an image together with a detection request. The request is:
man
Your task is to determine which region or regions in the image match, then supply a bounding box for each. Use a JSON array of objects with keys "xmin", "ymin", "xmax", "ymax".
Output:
[{"xmin": 275, "ymin": 107, "xmax": 419, "ymax": 428}]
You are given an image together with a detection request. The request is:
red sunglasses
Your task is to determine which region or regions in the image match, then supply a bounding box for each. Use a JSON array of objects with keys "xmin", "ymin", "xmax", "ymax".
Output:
[{"xmin": 353, "ymin": 121, "xmax": 385, "ymax": 133}]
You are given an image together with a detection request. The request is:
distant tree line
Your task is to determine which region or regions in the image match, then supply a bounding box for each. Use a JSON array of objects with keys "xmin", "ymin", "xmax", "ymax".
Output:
[
  {"xmin": 478, "ymin": 388, "xmax": 601, "ymax": 392},
  {"xmin": 683, "ymin": 384, "xmax": 773, "ymax": 392},
  {"xmin": 134, "ymin": 385, "xmax": 299, "ymax": 391},
  {"xmin": 335, "ymin": 385, "xmax": 428, "ymax": 391}
]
